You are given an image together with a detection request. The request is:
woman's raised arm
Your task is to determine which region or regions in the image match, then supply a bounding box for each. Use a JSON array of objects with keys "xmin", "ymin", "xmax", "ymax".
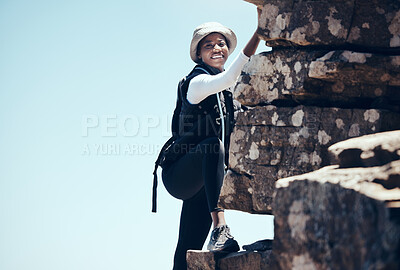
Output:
[{"xmin": 243, "ymin": 8, "xmax": 262, "ymax": 57}]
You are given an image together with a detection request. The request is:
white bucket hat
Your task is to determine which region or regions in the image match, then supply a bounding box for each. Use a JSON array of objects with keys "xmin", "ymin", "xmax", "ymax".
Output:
[{"xmin": 190, "ymin": 22, "xmax": 237, "ymax": 63}]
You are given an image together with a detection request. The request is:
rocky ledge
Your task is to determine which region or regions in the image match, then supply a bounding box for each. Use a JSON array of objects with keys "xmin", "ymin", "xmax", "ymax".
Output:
[
  {"xmin": 273, "ymin": 131, "xmax": 400, "ymax": 270},
  {"xmin": 186, "ymin": 250, "xmax": 273, "ymax": 270}
]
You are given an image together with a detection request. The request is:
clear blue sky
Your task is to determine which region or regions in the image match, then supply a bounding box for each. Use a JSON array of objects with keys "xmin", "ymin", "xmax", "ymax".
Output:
[{"xmin": 0, "ymin": 0, "xmax": 273, "ymax": 269}]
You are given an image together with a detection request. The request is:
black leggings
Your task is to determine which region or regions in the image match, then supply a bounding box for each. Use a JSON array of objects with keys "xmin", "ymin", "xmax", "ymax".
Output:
[{"xmin": 162, "ymin": 137, "xmax": 225, "ymax": 270}]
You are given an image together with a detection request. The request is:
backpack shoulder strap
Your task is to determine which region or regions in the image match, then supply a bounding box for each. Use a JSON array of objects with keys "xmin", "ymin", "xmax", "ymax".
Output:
[
  {"xmin": 178, "ymin": 66, "xmax": 210, "ymax": 109},
  {"xmin": 193, "ymin": 67, "xmax": 210, "ymax": 75}
]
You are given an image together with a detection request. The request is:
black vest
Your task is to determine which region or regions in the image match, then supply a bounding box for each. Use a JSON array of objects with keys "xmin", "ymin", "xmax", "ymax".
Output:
[{"xmin": 177, "ymin": 62, "xmax": 235, "ymax": 165}]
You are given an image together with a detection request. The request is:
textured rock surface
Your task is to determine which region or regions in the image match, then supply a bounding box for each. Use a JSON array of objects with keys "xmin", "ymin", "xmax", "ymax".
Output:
[
  {"xmin": 273, "ymin": 160, "xmax": 400, "ymax": 270},
  {"xmin": 221, "ymin": 1, "xmax": 400, "ymax": 215},
  {"xmin": 186, "ymin": 250, "xmax": 273, "ymax": 270},
  {"xmin": 219, "ymin": 105, "xmax": 400, "ymax": 213},
  {"xmin": 199, "ymin": 1, "xmax": 400, "ymax": 269},
  {"xmin": 186, "ymin": 250, "xmax": 215, "ymax": 270},
  {"xmin": 245, "ymin": 0, "xmax": 400, "ymax": 49},
  {"xmin": 235, "ymin": 49, "xmax": 400, "ymax": 111},
  {"xmin": 329, "ymin": 130, "xmax": 400, "ymax": 168}
]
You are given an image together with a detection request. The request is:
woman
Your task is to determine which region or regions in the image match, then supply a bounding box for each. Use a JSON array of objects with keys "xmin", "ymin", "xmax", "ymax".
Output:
[{"xmin": 160, "ymin": 11, "xmax": 261, "ymax": 270}]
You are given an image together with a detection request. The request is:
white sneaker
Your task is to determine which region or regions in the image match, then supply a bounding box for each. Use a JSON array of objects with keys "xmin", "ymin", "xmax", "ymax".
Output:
[{"xmin": 207, "ymin": 225, "xmax": 240, "ymax": 252}]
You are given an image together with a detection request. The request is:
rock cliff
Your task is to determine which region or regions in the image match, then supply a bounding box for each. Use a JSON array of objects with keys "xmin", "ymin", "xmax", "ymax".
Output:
[
  {"xmin": 187, "ymin": 0, "xmax": 400, "ymax": 269},
  {"xmin": 219, "ymin": 0, "xmax": 400, "ymax": 215}
]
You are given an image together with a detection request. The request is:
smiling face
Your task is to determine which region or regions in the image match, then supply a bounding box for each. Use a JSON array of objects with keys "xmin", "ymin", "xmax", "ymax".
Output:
[{"xmin": 197, "ymin": 33, "xmax": 229, "ymax": 71}]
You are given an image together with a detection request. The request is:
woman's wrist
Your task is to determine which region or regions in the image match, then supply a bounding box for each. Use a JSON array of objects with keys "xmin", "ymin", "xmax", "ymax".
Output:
[{"xmin": 243, "ymin": 31, "xmax": 260, "ymax": 57}]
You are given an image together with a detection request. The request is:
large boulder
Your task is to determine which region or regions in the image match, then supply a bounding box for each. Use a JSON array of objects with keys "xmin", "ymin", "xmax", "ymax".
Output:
[
  {"xmin": 235, "ymin": 49, "xmax": 400, "ymax": 111},
  {"xmin": 328, "ymin": 130, "xmax": 400, "ymax": 168},
  {"xmin": 245, "ymin": 0, "xmax": 400, "ymax": 49},
  {"xmin": 272, "ymin": 131, "xmax": 400, "ymax": 269},
  {"xmin": 219, "ymin": 106, "xmax": 400, "ymax": 214},
  {"xmin": 273, "ymin": 161, "xmax": 400, "ymax": 270}
]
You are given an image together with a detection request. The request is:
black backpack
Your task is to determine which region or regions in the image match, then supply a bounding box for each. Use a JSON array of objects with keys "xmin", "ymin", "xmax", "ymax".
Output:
[
  {"xmin": 151, "ymin": 65, "xmax": 237, "ymax": 213},
  {"xmin": 151, "ymin": 66, "xmax": 215, "ymax": 213},
  {"xmin": 151, "ymin": 77, "xmax": 184, "ymax": 213}
]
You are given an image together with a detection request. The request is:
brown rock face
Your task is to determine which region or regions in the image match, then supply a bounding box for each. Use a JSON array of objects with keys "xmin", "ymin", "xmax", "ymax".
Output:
[
  {"xmin": 219, "ymin": 1, "xmax": 400, "ymax": 215},
  {"xmin": 186, "ymin": 250, "xmax": 273, "ymax": 270},
  {"xmin": 203, "ymin": 1, "xmax": 400, "ymax": 269},
  {"xmin": 328, "ymin": 130, "xmax": 400, "ymax": 168},
  {"xmin": 273, "ymin": 159, "xmax": 400, "ymax": 270},
  {"xmin": 245, "ymin": 0, "xmax": 400, "ymax": 49},
  {"xmin": 219, "ymin": 106, "xmax": 400, "ymax": 214},
  {"xmin": 235, "ymin": 49, "xmax": 400, "ymax": 111},
  {"xmin": 186, "ymin": 250, "xmax": 216, "ymax": 270}
]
